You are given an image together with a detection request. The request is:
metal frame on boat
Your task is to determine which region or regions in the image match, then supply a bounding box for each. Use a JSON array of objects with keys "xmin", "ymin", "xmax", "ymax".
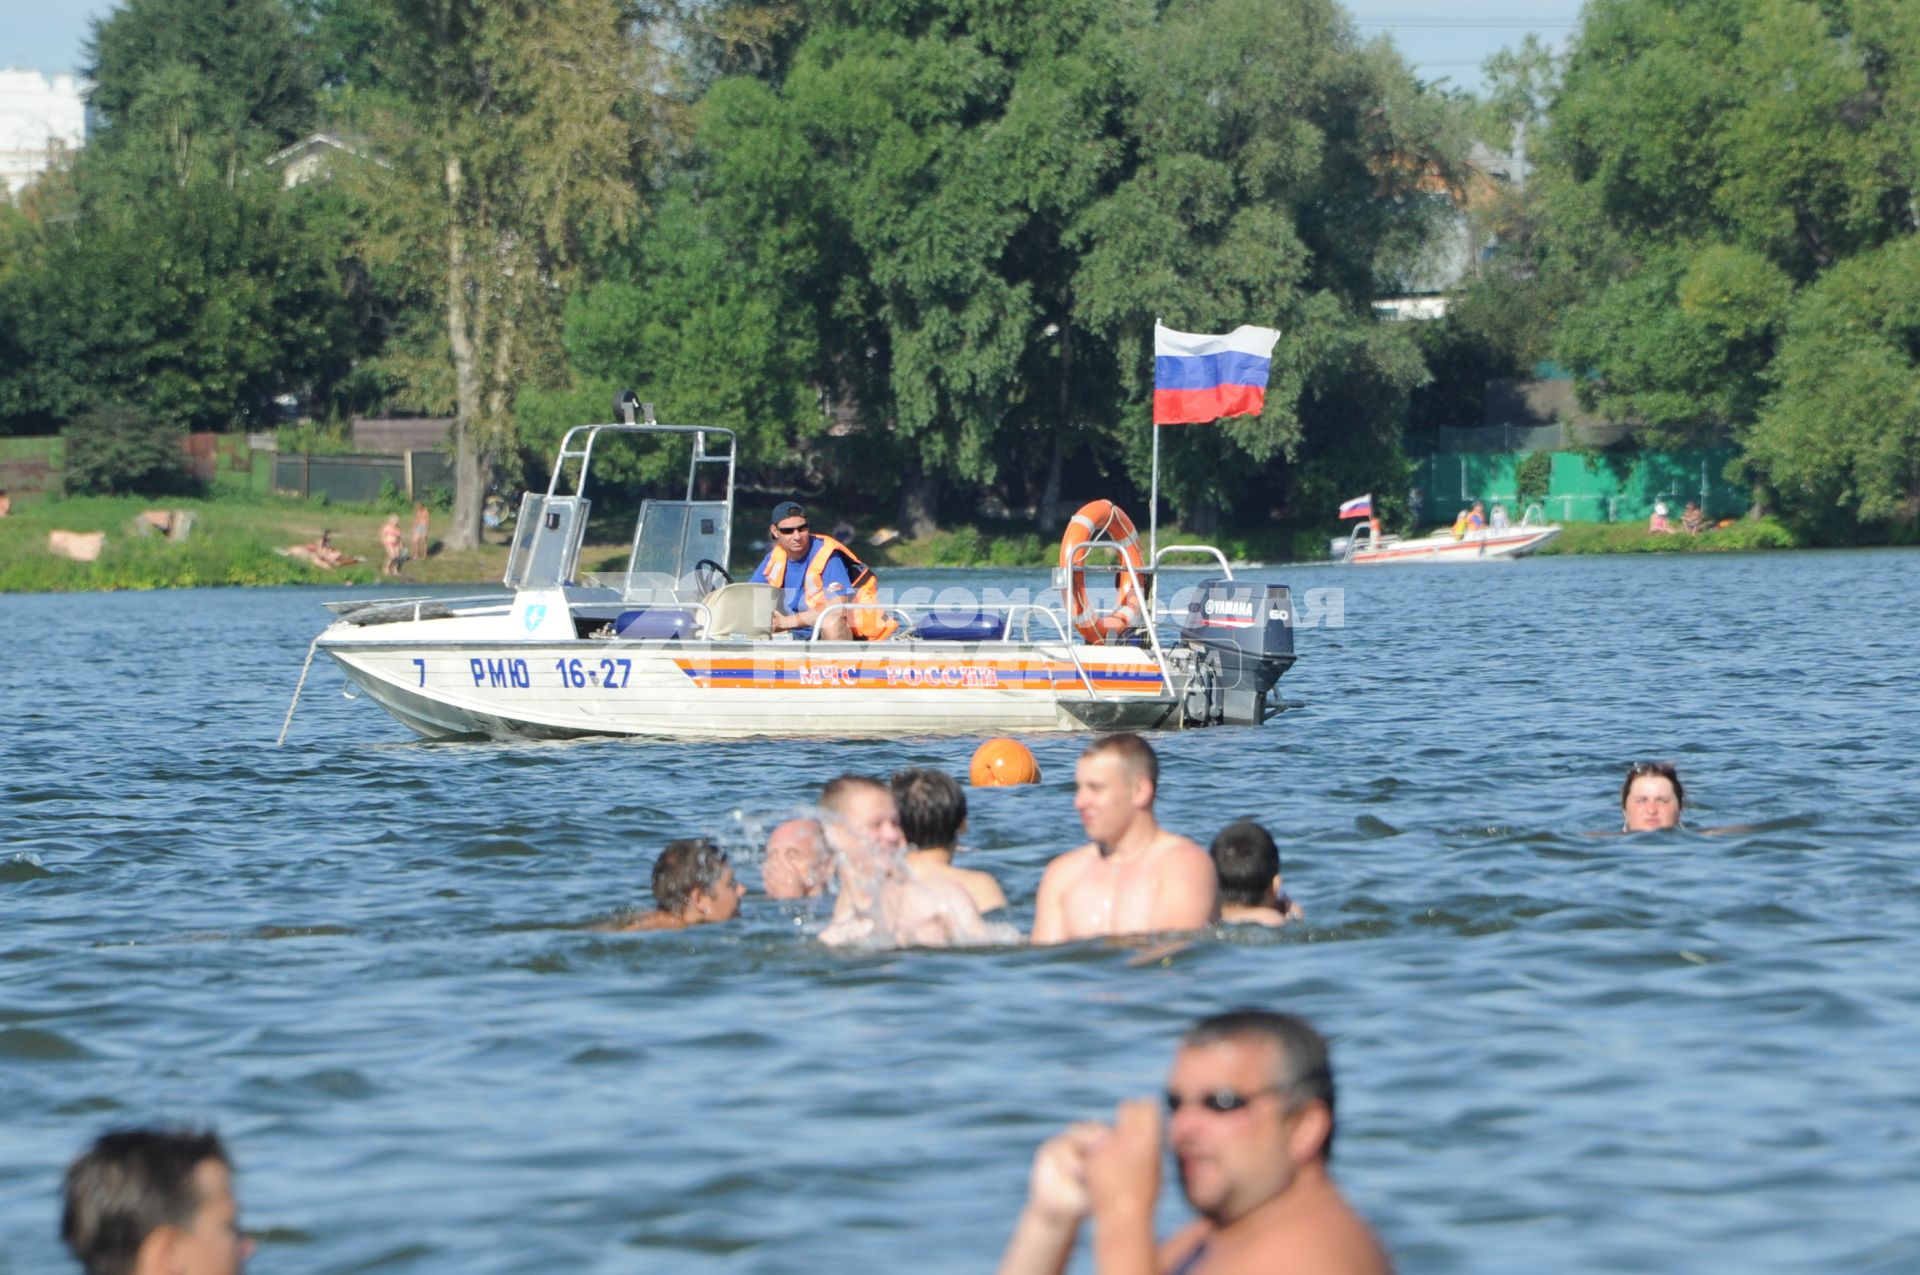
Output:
[{"xmin": 290, "ymin": 405, "xmax": 1299, "ymax": 741}]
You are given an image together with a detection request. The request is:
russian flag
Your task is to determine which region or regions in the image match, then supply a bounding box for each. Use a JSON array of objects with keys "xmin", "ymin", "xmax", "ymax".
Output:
[
  {"xmin": 1338, "ymin": 494, "xmax": 1373, "ymax": 520},
  {"xmin": 1153, "ymin": 320, "xmax": 1283, "ymax": 425}
]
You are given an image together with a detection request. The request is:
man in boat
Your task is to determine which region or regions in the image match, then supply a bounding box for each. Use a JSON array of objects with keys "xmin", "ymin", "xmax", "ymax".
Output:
[
  {"xmin": 606, "ymin": 838, "xmax": 745, "ymax": 931},
  {"xmin": 1030, "ymin": 733, "xmax": 1217, "ymax": 944},
  {"xmin": 763, "ymin": 817, "xmax": 832, "ymax": 899},
  {"xmin": 63, "ymin": 1127, "xmax": 254, "ymax": 1275},
  {"xmin": 817, "ymin": 775, "xmax": 992, "ymax": 948},
  {"xmin": 1209, "ymin": 820, "xmax": 1304, "ymax": 927},
  {"xmin": 749, "ymin": 500, "xmax": 896, "ymax": 641},
  {"xmin": 998, "ymin": 1010, "xmax": 1393, "ymax": 1275},
  {"xmin": 1450, "ymin": 500, "xmax": 1487, "ymax": 539},
  {"xmin": 892, "ymin": 766, "xmax": 1008, "ymax": 914}
]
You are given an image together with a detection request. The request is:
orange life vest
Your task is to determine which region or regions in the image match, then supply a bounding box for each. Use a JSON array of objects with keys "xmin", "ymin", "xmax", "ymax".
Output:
[{"xmin": 760, "ymin": 534, "xmax": 898, "ymax": 641}]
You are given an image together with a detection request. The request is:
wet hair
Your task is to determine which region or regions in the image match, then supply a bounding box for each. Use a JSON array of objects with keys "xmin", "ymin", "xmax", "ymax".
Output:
[
  {"xmin": 819, "ymin": 774, "xmax": 888, "ymax": 815},
  {"xmin": 650, "ymin": 837, "xmax": 729, "ymax": 914},
  {"xmin": 892, "ymin": 767, "xmax": 966, "ymax": 851},
  {"xmin": 1619, "ymin": 761, "xmax": 1684, "ymax": 811},
  {"xmin": 1082, "ymin": 732, "xmax": 1159, "ymax": 793},
  {"xmin": 1210, "ymin": 820, "xmax": 1279, "ymax": 907},
  {"xmin": 1183, "ymin": 1010, "xmax": 1336, "ymax": 1161},
  {"xmin": 63, "ymin": 1128, "xmax": 230, "ymax": 1275}
]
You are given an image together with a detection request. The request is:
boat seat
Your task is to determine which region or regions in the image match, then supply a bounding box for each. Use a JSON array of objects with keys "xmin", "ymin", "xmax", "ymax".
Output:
[
  {"xmin": 910, "ymin": 611, "xmax": 1007, "ymax": 642},
  {"xmin": 703, "ymin": 582, "xmax": 775, "ymax": 639},
  {"xmin": 614, "ymin": 608, "xmax": 699, "ymax": 639}
]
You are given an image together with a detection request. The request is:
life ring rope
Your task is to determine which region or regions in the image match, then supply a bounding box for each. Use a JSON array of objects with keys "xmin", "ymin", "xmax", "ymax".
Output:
[{"xmin": 1059, "ymin": 499, "xmax": 1147, "ymax": 645}]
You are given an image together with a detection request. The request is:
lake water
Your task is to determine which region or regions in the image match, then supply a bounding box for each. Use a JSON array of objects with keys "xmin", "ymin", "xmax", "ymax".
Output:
[{"xmin": 3, "ymin": 551, "xmax": 1919, "ymax": 1273}]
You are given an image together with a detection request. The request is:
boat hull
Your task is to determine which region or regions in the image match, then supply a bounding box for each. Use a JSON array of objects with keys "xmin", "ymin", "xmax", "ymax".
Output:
[{"xmin": 320, "ymin": 631, "xmax": 1189, "ymax": 740}]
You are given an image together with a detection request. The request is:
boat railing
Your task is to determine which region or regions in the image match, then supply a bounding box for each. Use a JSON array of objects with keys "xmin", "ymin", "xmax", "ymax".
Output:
[
  {"xmin": 1147, "ymin": 545, "xmax": 1234, "ymax": 619},
  {"xmin": 1337, "ymin": 522, "xmax": 1379, "ymax": 563},
  {"xmin": 1061, "ymin": 540, "xmax": 1176, "ymax": 693},
  {"xmin": 324, "ymin": 595, "xmax": 513, "ymax": 625},
  {"xmin": 1520, "ymin": 503, "xmax": 1549, "ymax": 527}
]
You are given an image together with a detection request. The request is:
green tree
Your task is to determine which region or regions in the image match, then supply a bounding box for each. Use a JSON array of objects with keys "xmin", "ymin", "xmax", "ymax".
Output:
[
  {"xmin": 1746, "ymin": 237, "xmax": 1920, "ymax": 532},
  {"xmin": 343, "ymin": 0, "xmax": 670, "ymax": 549},
  {"xmin": 1070, "ymin": 0, "xmax": 1454, "ymax": 526},
  {"xmin": 85, "ymin": 0, "xmax": 318, "ymax": 182},
  {"xmin": 1537, "ymin": 0, "xmax": 1920, "ymax": 530}
]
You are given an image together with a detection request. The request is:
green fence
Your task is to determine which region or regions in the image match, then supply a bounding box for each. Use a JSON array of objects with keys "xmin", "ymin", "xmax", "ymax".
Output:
[{"xmin": 1413, "ymin": 448, "xmax": 1746, "ymax": 524}]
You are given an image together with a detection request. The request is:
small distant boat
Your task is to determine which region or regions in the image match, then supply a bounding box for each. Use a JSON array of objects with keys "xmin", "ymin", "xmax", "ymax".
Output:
[{"xmin": 1330, "ymin": 505, "xmax": 1561, "ymax": 564}]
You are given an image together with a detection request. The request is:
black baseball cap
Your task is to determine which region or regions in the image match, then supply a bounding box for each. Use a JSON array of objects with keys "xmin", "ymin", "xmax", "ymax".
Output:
[{"xmin": 771, "ymin": 500, "xmax": 806, "ymax": 526}]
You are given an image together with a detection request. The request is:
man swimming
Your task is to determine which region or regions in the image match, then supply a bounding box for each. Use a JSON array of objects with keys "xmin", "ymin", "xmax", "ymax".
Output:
[
  {"xmin": 1210, "ymin": 820, "xmax": 1304, "ymax": 927},
  {"xmin": 763, "ymin": 817, "xmax": 831, "ymax": 899},
  {"xmin": 817, "ymin": 775, "xmax": 993, "ymax": 948},
  {"xmin": 1030, "ymin": 734, "xmax": 1217, "ymax": 944},
  {"xmin": 605, "ymin": 838, "xmax": 745, "ymax": 931},
  {"xmin": 999, "ymin": 1010, "xmax": 1394, "ymax": 1275},
  {"xmin": 63, "ymin": 1127, "xmax": 253, "ymax": 1275},
  {"xmin": 893, "ymin": 766, "xmax": 1008, "ymax": 914}
]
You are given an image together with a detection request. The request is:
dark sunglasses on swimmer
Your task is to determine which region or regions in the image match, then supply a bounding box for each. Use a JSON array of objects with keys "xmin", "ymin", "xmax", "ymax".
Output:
[
  {"xmin": 1164, "ymin": 1085, "xmax": 1286, "ymax": 1115},
  {"xmin": 776, "ymin": 522, "xmax": 809, "ymax": 535}
]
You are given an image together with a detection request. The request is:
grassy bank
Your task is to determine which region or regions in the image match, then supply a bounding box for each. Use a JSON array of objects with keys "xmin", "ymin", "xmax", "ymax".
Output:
[
  {"xmin": 0, "ymin": 494, "xmax": 518, "ymax": 593},
  {"xmin": 0, "ymin": 493, "xmax": 1816, "ymax": 593},
  {"xmin": 1533, "ymin": 517, "xmax": 1800, "ymax": 555}
]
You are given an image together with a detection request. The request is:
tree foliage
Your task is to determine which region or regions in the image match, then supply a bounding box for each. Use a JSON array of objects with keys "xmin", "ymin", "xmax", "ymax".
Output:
[{"xmin": 1536, "ymin": 0, "xmax": 1920, "ymax": 530}]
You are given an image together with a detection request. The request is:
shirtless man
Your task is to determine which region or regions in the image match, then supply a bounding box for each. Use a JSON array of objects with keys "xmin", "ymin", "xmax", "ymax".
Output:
[
  {"xmin": 999, "ymin": 1010, "xmax": 1393, "ymax": 1275},
  {"xmin": 763, "ymin": 817, "xmax": 831, "ymax": 899},
  {"xmin": 1031, "ymin": 734, "xmax": 1216, "ymax": 944},
  {"xmin": 817, "ymin": 775, "xmax": 991, "ymax": 948},
  {"xmin": 893, "ymin": 766, "xmax": 1008, "ymax": 914},
  {"xmin": 604, "ymin": 838, "xmax": 745, "ymax": 931},
  {"xmin": 1210, "ymin": 821, "xmax": 1304, "ymax": 927},
  {"xmin": 63, "ymin": 1127, "xmax": 253, "ymax": 1275}
]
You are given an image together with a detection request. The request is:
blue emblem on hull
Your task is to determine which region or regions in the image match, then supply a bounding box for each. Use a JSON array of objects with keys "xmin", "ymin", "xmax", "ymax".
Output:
[{"xmin": 523, "ymin": 604, "xmax": 547, "ymax": 633}]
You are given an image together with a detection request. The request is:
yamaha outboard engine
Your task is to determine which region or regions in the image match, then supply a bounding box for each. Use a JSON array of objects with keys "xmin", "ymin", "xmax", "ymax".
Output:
[{"xmin": 1179, "ymin": 579, "xmax": 1297, "ymax": 725}]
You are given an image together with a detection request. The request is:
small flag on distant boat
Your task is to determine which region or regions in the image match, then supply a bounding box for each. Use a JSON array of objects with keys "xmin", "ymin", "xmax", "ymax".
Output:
[
  {"xmin": 1153, "ymin": 320, "xmax": 1282, "ymax": 425},
  {"xmin": 1338, "ymin": 494, "xmax": 1373, "ymax": 520}
]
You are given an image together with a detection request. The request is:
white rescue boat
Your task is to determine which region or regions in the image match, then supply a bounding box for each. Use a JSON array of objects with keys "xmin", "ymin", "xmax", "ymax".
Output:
[{"xmin": 287, "ymin": 404, "xmax": 1300, "ymax": 741}]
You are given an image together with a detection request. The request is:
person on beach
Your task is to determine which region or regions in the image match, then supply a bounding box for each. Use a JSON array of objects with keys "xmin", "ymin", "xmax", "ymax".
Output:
[
  {"xmin": 1681, "ymin": 501, "xmax": 1704, "ymax": 534},
  {"xmin": 763, "ymin": 817, "xmax": 831, "ymax": 899},
  {"xmin": 1209, "ymin": 821, "xmax": 1304, "ymax": 927},
  {"xmin": 380, "ymin": 514, "xmax": 405, "ymax": 577},
  {"xmin": 1648, "ymin": 502, "xmax": 1672, "ymax": 534},
  {"xmin": 1030, "ymin": 733, "xmax": 1217, "ymax": 944},
  {"xmin": 998, "ymin": 1009, "xmax": 1393, "ymax": 1275},
  {"xmin": 817, "ymin": 775, "xmax": 992, "ymax": 948},
  {"xmin": 63, "ymin": 1127, "xmax": 253, "ymax": 1275},
  {"xmin": 1621, "ymin": 761, "xmax": 1684, "ymax": 831},
  {"xmin": 606, "ymin": 838, "xmax": 745, "ymax": 931},
  {"xmin": 411, "ymin": 502, "xmax": 431, "ymax": 562},
  {"xmin": 893, "ymin": 766, "xmax": 1008, "ymax": 914}
]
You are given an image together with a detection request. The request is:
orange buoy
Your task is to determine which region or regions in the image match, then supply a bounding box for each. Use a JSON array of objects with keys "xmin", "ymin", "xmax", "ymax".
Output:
[
  {"xmin": 1059, "ymin": 500, "xmax": 1147, "ymax": 645},
  {"xmin": 970, "ymin": 738, "xmax": 1041, "ymax": 787}
]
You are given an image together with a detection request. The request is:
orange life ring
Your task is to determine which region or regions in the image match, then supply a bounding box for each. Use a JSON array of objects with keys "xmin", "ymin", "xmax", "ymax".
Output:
[{"xmin": 1060, "ymin": 500, "xmax": 1147, "ymax": 644}]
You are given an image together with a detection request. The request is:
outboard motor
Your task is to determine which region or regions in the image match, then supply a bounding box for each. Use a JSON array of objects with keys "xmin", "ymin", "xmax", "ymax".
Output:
[{"xmin": 1179, "ymin": 579, "xmax": 1297, "ymax": 725}]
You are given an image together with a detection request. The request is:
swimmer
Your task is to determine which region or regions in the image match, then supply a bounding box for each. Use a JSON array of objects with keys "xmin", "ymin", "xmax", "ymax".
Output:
[
  {"xmin": 763, "ymin": 817, "xmax": 831, "ymax": 899},
  {"xmin": 893, "ymin": 767, "xmax": 1008, "ymax": 914},
  {"xmin": 1621, "ymin": 761, "xmax": 1684, "ymax": 832},
  {"xmin": 1031, "ymin": 733, "xmax": 1217, "ymax": 944},
  {"xmin": 63, "ymin": 1127, "xmax": 254, "ymax": 1275},
  {"xmin": 817, "ymin": 775, "xmax": 993, "ymax": 949},
  {"xmin": 1210, "ymin": 820, "xmax": 1304, "ymax": 927},
  {"xmin": 999, "ymin": 1010, "xmax": 1393, "ymax": 1275},
  {"xmin": 604, "ymin": 838, "xmax": 745, "ymax": 931}
]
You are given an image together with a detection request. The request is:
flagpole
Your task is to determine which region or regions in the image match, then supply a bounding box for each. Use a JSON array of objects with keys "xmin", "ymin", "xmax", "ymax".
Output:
[{"xmin": 1148, "ymin": 412, "xmax": 1160, "ymax": 616}]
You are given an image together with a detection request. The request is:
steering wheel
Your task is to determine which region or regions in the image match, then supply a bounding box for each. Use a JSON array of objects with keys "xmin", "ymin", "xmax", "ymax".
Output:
[{"xmin": 693, "ymin": 559, "xmax": 733, "ymax": 594}]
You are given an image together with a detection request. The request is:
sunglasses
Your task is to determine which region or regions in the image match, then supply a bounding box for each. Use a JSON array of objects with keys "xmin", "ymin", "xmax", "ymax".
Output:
[
  {"xmin": 775, "ymin": 522, "xmax": 809, "ymax": 535},
  {"xmin": 1164, "ymin": 1084, "xmax": 1285, "ymax": 1115}
]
